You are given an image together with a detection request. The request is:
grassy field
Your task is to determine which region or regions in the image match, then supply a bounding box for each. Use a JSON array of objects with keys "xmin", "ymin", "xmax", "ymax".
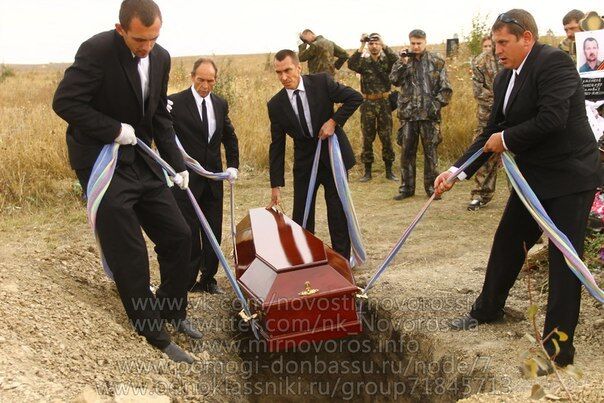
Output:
[{"xmin": 0, "ymin": 43, "xmax": 478, "ymax": 211}]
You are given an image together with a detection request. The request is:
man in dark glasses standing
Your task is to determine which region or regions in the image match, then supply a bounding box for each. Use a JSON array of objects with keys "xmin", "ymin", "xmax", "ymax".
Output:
[{"xmin": 434, "ymin": 9, "xmax": 600, "ymax": 372}]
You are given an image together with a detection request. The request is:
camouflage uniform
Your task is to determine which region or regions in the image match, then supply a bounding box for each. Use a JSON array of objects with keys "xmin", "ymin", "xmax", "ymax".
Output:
[
  {"xmin": 559, "ymin": 37, "xmax": 577, "ymax": 61},
  {"xmin": 348, "ymin": 46, "xmax": 398, "ymax": 165},
  {"xmin": 298, "ymin": 35, "xmax": 349, "ymax": 77},
  {"xmin": 470, "ymin": 50, "xmax": 502, "ymax": 204},
  {"xmin": 390, "ymin": 51, "xmax": 452, "ymax": 195}
]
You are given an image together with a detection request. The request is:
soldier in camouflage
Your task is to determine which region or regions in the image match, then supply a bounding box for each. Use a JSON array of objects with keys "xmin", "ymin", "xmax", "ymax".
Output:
[
  {"xmin": 348, "ymin": 33, "xmax": 398, "ymax": 182},
  {"xmin": 299, "ymin": 29, "xmax": 349, "ymax": 77},
  {"xmin": 467, "ymin": 36, "xmax": 503, "ymax": 211},
  {"xmin": 559, "ymin": 9, "xmax": 584, "ymax": 61},
  {"xmin": 390, "ymin": 29, "xmax": 452, "ymax": 200}
]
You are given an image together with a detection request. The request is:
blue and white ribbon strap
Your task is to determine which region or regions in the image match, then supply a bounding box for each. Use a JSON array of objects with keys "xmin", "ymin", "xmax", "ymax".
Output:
[
  {"xmin": 360, "ymin": 149, "xmax": 484, "ymax": 296},
  {"xmin": 501, "ymin": 151, "xmax": 604, "ymax": 303},
  {"xmin": 86, "ymin": 140, "xmax": 259, "ymax": 338},
  {"xmin": 302, "ymin": 136, "xmax": 367, "ymax": 267}
]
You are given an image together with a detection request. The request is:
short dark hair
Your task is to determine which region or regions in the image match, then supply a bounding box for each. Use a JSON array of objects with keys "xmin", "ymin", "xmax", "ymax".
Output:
[
  {"xmin": 563, "ymin": 9, "xmax": 585, "ymax": 25},
  {"xmin": 275, "ymin": 49, "xmax": 299, "ymax": 64},
  {"xmin": 191, "ymin": 58, "xmax": 218, "ymax": 77},
  {"xmin": 119, "ymin": 0, "xmax": 162, "ymax": 31},
  {"xmin": 584, "ymin": 37, "xmax": 598, "ymax": 50},
  {"xmin": 409, "ymin": 29, "xmax": 426, "ymax": 39},
  {"xmin": 492, "ymin": 9, "xmax": 539, "ymax": 41}
]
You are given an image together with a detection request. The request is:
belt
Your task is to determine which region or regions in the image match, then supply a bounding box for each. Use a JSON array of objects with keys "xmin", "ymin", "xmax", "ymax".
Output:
[{"xmin": 363, "ymin": 92, "xmax": 389, "ymax": 101}]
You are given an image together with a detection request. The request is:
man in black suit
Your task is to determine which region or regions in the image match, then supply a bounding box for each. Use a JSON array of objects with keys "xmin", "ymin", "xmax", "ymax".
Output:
[
  {"xmin": 53, "ymin": 0, "xmax": 202, "ymax": 363},
  {"xmin": 169, "ymin": 58, "xmax": 239, "ymax": 294},
  {"xmin": 435, "ymin": 9, "xmax": 601, "ymax": 369},
  {"xmin": 267, "ymin": 49, "xmax": 363, "ymax": 259}
]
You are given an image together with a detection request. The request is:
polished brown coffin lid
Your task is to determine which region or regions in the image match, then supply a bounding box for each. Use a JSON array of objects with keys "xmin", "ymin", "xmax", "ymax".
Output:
[{"xmin": 235, "ymin": 208, "xmax": 357, "ymax": 307}]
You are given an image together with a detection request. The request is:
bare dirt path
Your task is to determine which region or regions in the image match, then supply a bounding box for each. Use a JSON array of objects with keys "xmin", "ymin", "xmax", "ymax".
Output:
[{"xmin": 0, "ymin": 168, "xmax": 602, "ymax": 402}]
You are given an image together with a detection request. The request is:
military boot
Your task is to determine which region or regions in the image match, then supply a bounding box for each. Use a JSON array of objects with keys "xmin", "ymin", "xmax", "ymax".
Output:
[
  {"xmin": 359, "ymin": 163, "xmax": 372, "ymax": 182},
  {"xmin": 385, "ymin": 162, "xmax": 398, "ymax": 181}
]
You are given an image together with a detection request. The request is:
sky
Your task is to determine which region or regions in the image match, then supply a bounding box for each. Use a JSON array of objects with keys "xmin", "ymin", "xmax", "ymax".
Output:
[{"xmin": 0, "ymin": 0, "xmax": 600, "ymax": 64}]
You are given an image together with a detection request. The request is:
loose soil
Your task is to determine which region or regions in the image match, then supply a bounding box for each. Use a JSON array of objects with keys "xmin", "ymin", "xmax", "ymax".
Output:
[{"xmin": 0, "ymin": 167, "xmax": 602, "ymax": 402}]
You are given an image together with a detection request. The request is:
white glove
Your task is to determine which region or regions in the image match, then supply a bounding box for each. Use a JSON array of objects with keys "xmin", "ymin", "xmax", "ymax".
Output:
[
  {"xmin": 172, "ymin": 170, "xmax": 189, "ymax": 190},
  {"xmin": 167, "ymin": 99, "xmax": 173, "ymax": 113},
  {"xmin": 115, "ymin": 123, "xmax": 137, "ymax": 145},
  {"xmin": 226, "ymin": 167, "xmax": 239, "ymax": 183}
]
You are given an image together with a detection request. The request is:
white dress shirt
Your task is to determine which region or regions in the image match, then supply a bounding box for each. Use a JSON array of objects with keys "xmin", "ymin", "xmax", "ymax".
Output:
[
  {"xmin": 286, "ymin": 79, "xmax": 314, "ymax": 136},
  {"xmin": 500, "ymin": 51, "xmax": 529, "ymax": 150},
  {"xmin": 137, "ymin": 55, "xmax": 150, "ymax": 101},
  {"xmin": 191, "ymin": 86, "xmax": 216, "ymax": 142}
]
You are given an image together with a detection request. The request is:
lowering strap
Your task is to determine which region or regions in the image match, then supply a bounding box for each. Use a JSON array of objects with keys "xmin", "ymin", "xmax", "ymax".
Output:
[
  {"xmin": 86, "ymin": 143, "xmax": 120, "ymax": 279},
  {"xmin": 359, "ymin": 149, "xmax": 604, "ymax": 303},
  {"xmin": 359, "ymin": 149, "xmax": 483, "ymax": 297},
  {"xmin": 86, "ymin": 140, "xmax": 259, "ymax": 338},
  {"xmin": 302, "ymin": 135, "xmax": 367, "ymax": 267},
  {"xmin": 501, "ymin": 152, "xmax": 604, "ymax": 303},
  {"xmin": 173, "ymin": 136, "xmax": 237, "ymax": 255}
]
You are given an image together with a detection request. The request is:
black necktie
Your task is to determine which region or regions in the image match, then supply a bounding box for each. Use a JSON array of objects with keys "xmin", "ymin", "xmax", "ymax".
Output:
[
  {"xmin": 294, "ymin": 89, "xmax": 312, "ymax": 138},
  {"xmin": 133, "ymin": 56, "xmax": 145, "ymax": 114},
  {"xmin": 201, "ymin": 98, "xmax": 209, "ymax": 142}
]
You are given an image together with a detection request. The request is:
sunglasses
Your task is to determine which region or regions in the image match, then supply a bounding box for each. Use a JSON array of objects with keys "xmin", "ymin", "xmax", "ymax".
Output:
[{"xmin": 496, "ymin": 13, "xmax": 526, "ymax": 31}]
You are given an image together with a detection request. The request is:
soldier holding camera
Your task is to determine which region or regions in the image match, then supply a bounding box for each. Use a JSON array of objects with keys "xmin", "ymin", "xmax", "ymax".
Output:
[
  {"xmin": 348, "ymin": 33, "xmax": 398, "ymax": 182},
  {"xmin": 390, "ymin": 29, "xmax": 452, "ymax": 200},
  {"xmin": 298, "ymin": 29, "xmax": 349, "ymax": 77}
]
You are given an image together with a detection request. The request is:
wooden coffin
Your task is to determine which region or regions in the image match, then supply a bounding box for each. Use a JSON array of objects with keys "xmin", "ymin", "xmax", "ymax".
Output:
[{"xmin": 235, "ymin": 207, "xmax": 362, "ymax": 351}]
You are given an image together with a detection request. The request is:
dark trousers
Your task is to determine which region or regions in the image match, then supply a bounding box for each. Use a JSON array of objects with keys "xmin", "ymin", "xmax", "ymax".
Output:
[
  {"xmin": 292, "ymin": 163, "xmax": 351, "ymax": 259},
  {"xmin": 470, "ymin": 189, "xmax": 595, "ymax": 365},
  {"xmin": 173, "ymin": 180, "xmax": 223, "ymax": 288},
  {"xmin": 397, "ymin": 120, "xmax": 441, "ymax": 195},
  {"xmin": 78, "ymin": 154, "xmax": 191, "ymax": 349}
]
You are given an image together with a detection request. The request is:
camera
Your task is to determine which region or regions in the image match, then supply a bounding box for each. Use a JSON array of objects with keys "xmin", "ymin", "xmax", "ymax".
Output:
[{"xmin": 399, "ymin": 49, "xmax": 417, "ymax": 57}]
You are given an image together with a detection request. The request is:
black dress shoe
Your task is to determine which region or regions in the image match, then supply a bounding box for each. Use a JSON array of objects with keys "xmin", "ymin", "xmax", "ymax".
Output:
[
  {"xmin": 449, "ymin": 315, "xmax": 480, "ymax": 330},
  {"xmin": 175, "ymin": 319, "xmax": 203, "ymax": 339},
  {"xmin": 204, "ymin": 282, "xmax": 224, "ymax": 295},
  {"xmin": 393, "ymin": 192, "xmax": 414, "ymax": 201},
  {"xmin": 161, "ymin": 342, "xmax": 194, "ymax": 363}
]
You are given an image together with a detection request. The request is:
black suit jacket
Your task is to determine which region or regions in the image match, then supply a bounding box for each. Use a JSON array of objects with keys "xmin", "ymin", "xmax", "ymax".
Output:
[
  {"xmin": 169, "ymin": 88, "xmax": 239, "ymax": 199},
  {"xmin": 267, "ymin": 73, "xmax": 363, "ymax": 188},
  {"xmin": 53, "ymin": 30, "xmax": 185, "ymax": 185},
  {"xmin": 456, "ymin": 43, "xmax": 600, "ymax": 200}
]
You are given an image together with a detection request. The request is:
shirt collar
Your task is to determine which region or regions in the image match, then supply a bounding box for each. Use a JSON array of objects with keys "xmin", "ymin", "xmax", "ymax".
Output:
[
  {"xmin": 130, "ymin": 52, "xmax": 149, "ymax": 61},
  {"xmin": 513, "ymin": 49, "xmax": 531, "ymax": 76},
  {"xmin": 190, "ymin": 86, "xmax": 211, "ymax": 105},
  {"xmin": 286, "ymin": 77, "xmax": 306, "ymax": 100}
]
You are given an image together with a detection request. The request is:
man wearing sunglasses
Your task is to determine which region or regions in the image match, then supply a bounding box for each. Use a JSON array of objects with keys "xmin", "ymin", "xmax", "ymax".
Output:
[{"xmin": 434, "ymin": 9, "xmax": 600, "ymax": 372}]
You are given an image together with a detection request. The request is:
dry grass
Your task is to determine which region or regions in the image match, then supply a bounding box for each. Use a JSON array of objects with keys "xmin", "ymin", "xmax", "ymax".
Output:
[{"xmin": 0, "ymin": 44, "xmax": 478, "ymax": 211}]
